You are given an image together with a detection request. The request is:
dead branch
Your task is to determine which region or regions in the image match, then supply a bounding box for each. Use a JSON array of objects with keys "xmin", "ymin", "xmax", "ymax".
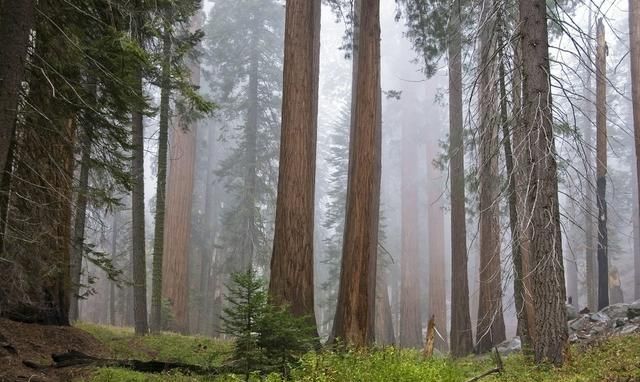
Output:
[{"xmin": 465, "ymin": 347, "xmax": 504, "ymax": 382}]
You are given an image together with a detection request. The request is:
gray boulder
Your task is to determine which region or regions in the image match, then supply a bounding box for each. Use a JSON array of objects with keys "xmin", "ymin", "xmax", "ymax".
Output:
[
  {"xmin": 566, "ymin": 304, "xmax": 579, "ymax": 321},
  {"xmin": 589, "ymin": 311, "xmax": 610, "ymax": 323},
  {"xmin": 601, "ymin": 304, "xmax": 629, "ymax": 321},
  {"xmin": 628, "ymin": 300, "xmax": 640, "ymax": 319},
  {"xmin": 496, "ymin": 337, "xmax": 521, "ymax": 356}
]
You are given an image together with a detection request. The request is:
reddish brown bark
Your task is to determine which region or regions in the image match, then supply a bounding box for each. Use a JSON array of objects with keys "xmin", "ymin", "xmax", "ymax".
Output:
[
  {"xmin": 332, "ymin": 0, "xmax": 381, "ymax": 347},
  {"xmin": 448, "ymin": 0, "xmax": 473, "ymax": 357},
  {"xmin": 269, "ymin": 0, "xmax": 321, "ymax": 330}
]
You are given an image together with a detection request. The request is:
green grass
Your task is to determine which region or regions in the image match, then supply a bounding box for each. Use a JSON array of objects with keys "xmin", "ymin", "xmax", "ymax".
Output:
[{"xmin": 76, "ymin": 324, "xmax": 640, "ymax": 382}]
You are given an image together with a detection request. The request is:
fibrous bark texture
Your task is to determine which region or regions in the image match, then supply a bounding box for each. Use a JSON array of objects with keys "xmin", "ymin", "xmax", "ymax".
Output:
[
  {"xmin": 476, "ymin": 2, "xmax": 505, "ymax": 353},
  {"xmin": 332, "ymin": 0, "xmax": 381, "ymax": 347},
  {"xmin": 448, "ymin": 0, "xmax": 473, "ymax": 357},
  {"xmin": 269, "ymin": 0, "xmax": 321, "ymax": 331},
  {"xmin": 0, "ymin": 1, "xmax": 34, "ymax": 179},
  {"xmin": 519, "ymin": 0, "xmax": 568, "ymax": 365}
]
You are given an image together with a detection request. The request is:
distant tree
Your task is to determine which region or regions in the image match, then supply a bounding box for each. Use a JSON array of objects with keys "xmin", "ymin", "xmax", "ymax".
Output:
[
  {"xmin": 631, "ymin": 0, "xmax": 640, "ymax": 301},
  {"xmin": 203, "ymin": 0, "xmax": 284, "ymax": 271}
]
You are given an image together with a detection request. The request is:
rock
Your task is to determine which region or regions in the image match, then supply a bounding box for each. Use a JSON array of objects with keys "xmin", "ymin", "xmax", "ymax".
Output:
[
  {"xmin": 569, "ymin": 333, "xmax": 579, "ymax": 343},
  {"xmin": 496, "ymin": 337, "xmax": 521, "ymax": 356},
  {"xmin": 601, "ymin": 304, "xmax": 629, "ymax": 320},
  {"xmin": 628, "ymin": 300, "xmax": 640, "ymax": 319},
  {"xmin": 619, "ymin": 324, "xmax": 639, "ymax": 336},
  {"xmin": 569, "ymin": 316, "xmax": 590, "ymax": 331},
  {"xmin": 589, "ymin": 312, "xmax": 610, "ymax": 323},
  {"xmin": 614, "ymin": 319, "xmax": 627, "ymax": 328},
  {"xmin": 566, "ymin": 304, "xmax": 579, "ymax": 320}
]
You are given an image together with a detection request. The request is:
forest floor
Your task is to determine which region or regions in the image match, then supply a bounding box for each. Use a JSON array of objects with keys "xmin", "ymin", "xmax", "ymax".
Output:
[{"xmin": 1, "ymin": 320, "xmax": 639, "ymax": 381}]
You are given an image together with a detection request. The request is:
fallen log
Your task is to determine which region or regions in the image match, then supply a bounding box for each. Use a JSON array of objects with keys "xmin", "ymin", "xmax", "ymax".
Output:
[{"xmin": 23, "ymin": 350, "xmax": 227, "ymax": 375}]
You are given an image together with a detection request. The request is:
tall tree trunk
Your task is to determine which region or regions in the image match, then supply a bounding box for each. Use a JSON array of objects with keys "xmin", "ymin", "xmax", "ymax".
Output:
[
  {"xmin": 519, "ymin": 0, "xmax": 568, "ymax": 365},
  {"xmin": 502, "ymin": 31, "xmax": 527, "ymax": 336},
  {"xmin": 399, "ymin": 123, "xmax": 422, "ymax": 349},
  {"xmin": 427, "ymin": 137, "xmax": 447, "ymax": 352},
  {"xmin": 69, "ymin": 80, "xmax": 96, "ymax": 323},
  {"xmin": 150, "ymin": 23, "xmax": 172, "ymax": 334},
  {"xmin": 332, "ymin": 0, "xmax": 381, "ymax": 347},
  {"xmin": 475, "ymin": 2, "xmax": 505, "ymax": 353},
  {"xmin": 161, "ymin": 100, "xmax": 197, "ymax": 334},
  {"xmin": 595, "ymin": 18, "xmax": 608, "ymax": 310},
  {"xmin": 448, "ymin": 0, "xmax": 473, "ymax": 357},
  {"xmin": 269, "ymin": 0, "xmax": 320, "ymax": 333},
  {"xmin": 242, "ymin": 50, "xmax": 259, "ymax": 271},
  {"xmin": 634, "ymin": 160, "xmax": 640, "ymax": 301},
  {"xmin": 161, "ymin": 15, "xmax": 201, "ymax": 334},
  {"xmin": 584, "ymin": 8, "xmax": 598, "ymax": 313},
  {"xmin": 0, "ymin": 0, "xmax": 34, "ymax": 177},
  {"xmin": 629, "ymin": 0, "xmax": 640, "ymax": 301},
  {"xmin": 0, "ymin": 137, "xmax": 14, "ymax": 253},
  {"xmin": 131, "ymin": 64, "xmax": 149, "ymax": 335},
  {"xmin": 374, "ymin": 268, "xmax": 395, "ymax": 345},
  {"xmin": 110, "ymin": 211, "xmax": 118, "ymax": 326}
]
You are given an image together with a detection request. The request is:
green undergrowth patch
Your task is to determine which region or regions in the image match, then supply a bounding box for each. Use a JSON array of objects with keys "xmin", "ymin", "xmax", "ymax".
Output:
[
  {"xmin": 77, "ymin": 322, "xmax": 231, "ymax": 374},
  {"xmin": 77, "ymin": 323, "xmax": 640, "ymax": 381}
]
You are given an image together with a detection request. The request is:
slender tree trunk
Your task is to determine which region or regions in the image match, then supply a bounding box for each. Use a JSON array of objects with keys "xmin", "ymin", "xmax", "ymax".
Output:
[
  {"xmin": 399, "ymin": 123, "xmax": 422, "ymax": 349},
  {"xmin": 448, "ymin": 0, "xmax": 473, "ymax": 357},
  {"xmin": 70, "ymin": 79, "xmax": 96, "ymax": 323},
  {"xmin": 584, "ymin": 8, "xmax": 598, "ymax": 313},
  {"xmin": 502, "ymin": 32, "xmax": 527, "ymax": 336},
  {"xmin": 150, "ymin": 23, "xmax": 172, "ymax": 334},
  {"xmin": 332, "ymin": 0, "xmax": 381, "ymax": 347},
  {"xmin": 0, "ymin": 137, "xmax": 14, "ymax": 253},
  {"xmin": 519, "ymin": 0, "xmax": 568, "ymax": 365},
  {"xmin": 629, "ymin": 0, "xmax": 640, "ymax": 301},
  {"xmin": 110, "ymin": 211, "xmax": 118, "ymax": 326},
  {"xmin": 131, "ymin": 63, "xmax": 149, "ymax": 335},
  {"xmin": 633, "ymin": 161, "xmax": 640, "ymax": 301},
  {"xmin": 476, "ymin": 2, "xmax": 505, "ymax": 353},
  {"xmin": 595, "ymin": 18, "xmax": 608, "ymax": 310},
  {"xmin": 0, "ymin": 0, "xmax": 34, "ymax": 176},
  {"xmin": 269, "ymin": 0, "xmax": 320, "ymax": 334},
  {"xmin": 427, "ymin": 136, "xmax": 447, "ymax": 352}
]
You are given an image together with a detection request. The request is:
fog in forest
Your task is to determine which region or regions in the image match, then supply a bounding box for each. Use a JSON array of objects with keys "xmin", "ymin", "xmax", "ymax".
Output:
[{"xmin": 62, "ymin": 0, "xmax": 636, "ymax": 348}]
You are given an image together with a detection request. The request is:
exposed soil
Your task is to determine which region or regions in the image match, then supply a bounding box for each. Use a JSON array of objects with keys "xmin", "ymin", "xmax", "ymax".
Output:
[{"xmin": 0, "ymin": 318, "xmax": 108, "ymax": 382}]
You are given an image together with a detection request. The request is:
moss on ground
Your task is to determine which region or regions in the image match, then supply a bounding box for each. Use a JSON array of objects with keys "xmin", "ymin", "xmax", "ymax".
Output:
[{"xmin": 77, "ymin": 324, "xmax": 640, "ymax": 382}]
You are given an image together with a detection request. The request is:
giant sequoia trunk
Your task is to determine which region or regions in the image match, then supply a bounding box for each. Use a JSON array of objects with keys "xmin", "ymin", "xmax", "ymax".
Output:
[
  {"xmin": 150, "ymin": 24, "xmax": 172, "ymax": 334},
  {"xmin": 0, "ymin": 138, "xmax": 14, "ymax": 253},
  {"xmin": 332, "ymin": 0, "xmax": 381, "ymax": 347},
  {"xmin": 427, "ymin": 160, "xmax": 448, "ymax": 352},
  {"xmin": 447, "ymin": 0, "xmax": 473, "ymax": 357},
  {"xmin": 475, "ymin": 3, "xmax": 505, "ymax": 353},
  {"xmin": 399, "ymin": 123, "xmax": 422, "ymax": 349},
  {"xmin": 269, "ymin": 0, "xmax": 321, "ymax": 330},
  {"xmin": 160, "ymin": 14, "xmax": 202, "ymax": 334},
  {"xmin": 595, "ymin": 18, "xmax": 608, "ymax": 310},
  {"xmin": 631, "ymin": 0, "xmax": 640, "ymax": 301},
  {"xmin": 0, "ymin": 1, "xmax": 35, "ymax": 178},
  {"xmin": 519, "ymin": 0, "xmax": 568, "ymax": 365}
]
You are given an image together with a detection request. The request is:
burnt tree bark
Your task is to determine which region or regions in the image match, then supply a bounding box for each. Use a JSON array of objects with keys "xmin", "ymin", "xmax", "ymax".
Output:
[
  {"xmin": 0, "ymin": 1, "xmax": 35, "ymax": 178},
  {"xmin": 595, "ymin": 18, "xmax": 608, "ymax": 310}
]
